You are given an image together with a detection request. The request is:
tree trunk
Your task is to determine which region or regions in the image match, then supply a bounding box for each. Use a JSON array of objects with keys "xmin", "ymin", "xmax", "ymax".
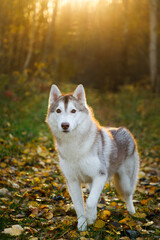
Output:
[
  {"xmin": 122, "ymin": 0, "xmax": 129, "ymax": 83},
  {"xmin": 23, "ymin": 3, "xmax": 36, "ymax": 72},
  {"xmin": 43, "ymin": 0, "xmax": 58, "ymax": 62},
  {"xmin": 149, "ymin": 0, "xmax": 159, "ymax": 93}
]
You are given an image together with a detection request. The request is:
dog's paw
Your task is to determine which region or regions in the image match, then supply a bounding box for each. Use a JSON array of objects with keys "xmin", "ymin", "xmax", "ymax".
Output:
[
  {"xmin": 85, "ymin": 205, "xmax": 97, "ymax": 225},
  {"xmin": 126, "ymin": 198, "xmax": 136, "ymax": 215},
  {"xmin": 128, "ymin": 208, "xmax": 135, "ymax": 215},
  {"xmin": 77, "ymin": 216, "xmax": 87, "ymax": 231}
]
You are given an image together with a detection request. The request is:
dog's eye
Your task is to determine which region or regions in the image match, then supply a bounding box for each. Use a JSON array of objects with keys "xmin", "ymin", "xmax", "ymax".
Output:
[
  {"xmin": 71, "ymin": 109, "xmax": 76, "ymax": 113},
  {"xmin": 56, "ymin": 108, "xmax": 61, "ymax": 113}
]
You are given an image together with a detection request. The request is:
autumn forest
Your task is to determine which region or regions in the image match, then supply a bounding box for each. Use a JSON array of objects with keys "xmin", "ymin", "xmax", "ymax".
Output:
[
  {"xmin": 0, "ymin": 0, "xmax": 160, "ymax": 239},
  {"xmin": 0, "ymin": 0, "xmax": 160, "ymax": 92}
]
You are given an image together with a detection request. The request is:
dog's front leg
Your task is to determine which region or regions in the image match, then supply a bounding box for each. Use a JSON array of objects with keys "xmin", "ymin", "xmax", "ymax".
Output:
[
  {"xmin": 67, "ymin": 180, "xmax": 87, "ymax": 231},
  {"xmin": 86, "ymin": 175, "xmax": 107, "ymax": 225}
]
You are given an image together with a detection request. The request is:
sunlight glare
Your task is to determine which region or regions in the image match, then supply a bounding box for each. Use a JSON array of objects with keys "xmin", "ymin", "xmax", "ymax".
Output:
[
  {"xmin": 60, "ymin": 0, "xmax": 99, "ymax": 7},
  {"xmin": 47, "ymin": 0, "xmax": 117, "ymax": 13}
]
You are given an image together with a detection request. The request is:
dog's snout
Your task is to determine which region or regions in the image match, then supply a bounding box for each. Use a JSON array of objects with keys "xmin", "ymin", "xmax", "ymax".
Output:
[{"xmin": 61, "ymin": 122, "xmax": 70, "ymax": 130}]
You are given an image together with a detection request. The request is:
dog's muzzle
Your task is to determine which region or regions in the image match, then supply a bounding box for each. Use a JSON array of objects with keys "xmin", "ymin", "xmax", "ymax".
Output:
[{"xmin": 61, "ymin": 122, "xmax": 70, "ymax": 132}]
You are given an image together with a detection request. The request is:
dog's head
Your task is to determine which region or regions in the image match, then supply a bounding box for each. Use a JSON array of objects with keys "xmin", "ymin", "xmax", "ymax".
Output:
[{"xmin": 46, "ymin": 84, "xmax": 89, "ymax": 134}]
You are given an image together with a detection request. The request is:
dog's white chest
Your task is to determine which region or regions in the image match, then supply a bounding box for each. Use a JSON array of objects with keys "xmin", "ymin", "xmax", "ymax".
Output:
[{"xmin": 59, "ymin": 150, "xmax": 101, "ymax": 183}]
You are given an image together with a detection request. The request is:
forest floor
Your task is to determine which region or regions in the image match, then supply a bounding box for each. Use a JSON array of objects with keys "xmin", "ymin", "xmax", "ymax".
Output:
[{"xmin": 0, "ymin": 82, "xmax": 160, "ymax": 240}]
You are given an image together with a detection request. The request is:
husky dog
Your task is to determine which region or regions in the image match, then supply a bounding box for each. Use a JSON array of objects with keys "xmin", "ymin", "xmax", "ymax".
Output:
[{"xmin": 46, "ymin": 84, "xmax": 139, "ymax": 231}]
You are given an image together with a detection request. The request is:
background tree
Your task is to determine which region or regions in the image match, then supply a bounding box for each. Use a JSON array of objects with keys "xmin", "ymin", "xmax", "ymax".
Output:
[
  {"xmin": 43, "ymin": 0, "xmax": 59, "ymax": 63},
  {"xmin": 0, "ymin": 0, "xmax": 160, "ymax": 94},
  {"xmin": 23, "ymin": 0, "xmax": 37, "ymax": 72},
  {"xmin": 149, "ymin": 0, "xmax": 159, "ymax": 93}
]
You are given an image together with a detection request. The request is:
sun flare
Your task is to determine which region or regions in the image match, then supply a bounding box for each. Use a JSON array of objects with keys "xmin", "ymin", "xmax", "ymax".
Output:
[{"xmin": 60, "ymin": 0, "xmax": 99, "ymax": 7}]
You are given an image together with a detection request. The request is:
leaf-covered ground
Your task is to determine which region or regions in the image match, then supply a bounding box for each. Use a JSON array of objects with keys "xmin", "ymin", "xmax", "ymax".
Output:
[{"xmin": 0, "ymin": 83, "xmax": 160, "ymax": 239}]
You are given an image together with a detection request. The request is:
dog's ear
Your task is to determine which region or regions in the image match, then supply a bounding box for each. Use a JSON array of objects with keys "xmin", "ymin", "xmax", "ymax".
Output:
[
  {"xmin": 49, "ymin": 84, "xmax": 61, "ymax": 106},
  {"xmin": 73, "ymin": 84, "xmax": 86, "ymax": 104}
]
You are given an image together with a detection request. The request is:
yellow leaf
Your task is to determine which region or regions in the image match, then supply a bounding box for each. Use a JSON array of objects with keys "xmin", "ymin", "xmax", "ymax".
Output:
[
  {"xmin": 29, "ymin": 213, "xmax": 36, "ymax": 218},
  {"xmin": 105, "ymin": 182, "xmax": 110, "ymax": 188},
  {"xmin": 29, "ymin": 237, "xmax": 38, "ymax": 240},
  {"xmin": 119, "ymin": 216, "xmax": 131, "ymax": 224},
  {"xmin": 68, "ymin": 230, "xmax": 79, "ymax": 238},
  {"xmin": 3, "ymin": 225, "xmax": 23, "ymax": 236},
  {"xmin": 1, "ymin": 163, "xmax": 7, "ymax": 168},
  {"xmin": 101, "ymin": 210, "xmax": 111, "ymax": 220},
  {"xmin": 34, "ymin": 177, "xmax": 40, "ymax": 183},
  {"xmin": 23, "ymin": 192, "xmax": 29, "ymax": 198},
  {"xmin": 94, "ymin": 219, "xmax": 105, "ymax": 229},
  {"xmin": 28, "ymin": 201, "xmax": 39, "ymax": 208},
  {"xmin": 133, "ymin": 212, "xmax": 146, "ymax": 218},
  {"xmin": 140, "ymin": 199, "xmax": 149, "ymax": 205},
  {"xmin": 45, "ymin": 212, "xmax": 53, "ymax": 220},
  {"xmin": 12, "ymin": 159, "xmax": 18, "ymax": 165},
  {"xmin": 139, "ymin": 171, "xmax": 145, "ymax": 179},
  {"xmin": 110, "ymin": 202, "xmax": 117, "ymax": 206},
  {"xmin": 62, "ymin": 219, "xmax": 71, "ymax": 226},
  {"xmin": 0, "ymin": 138, "xmax": 6, "ymax": 143},
  {"xmin": 118, "ymin": 237, "xmax": 130, "ymax": 240},
  {"xmin": 80, "ymin": 231, "xmax": 89, "ymax": 237},
  {"xmin": 128, "ymin": 220, "xmax": 136, "ymax": 228},
  {"xmin": 81, "ymin": 238, "xmax": 94, "ymax": 240},
  {"xmin": 48, "ymin": 226, "xmax": 56, "ymax": 231},
  {"xmin": 148, "ymin": 186, "xmax": 156, "ymax": 195}
]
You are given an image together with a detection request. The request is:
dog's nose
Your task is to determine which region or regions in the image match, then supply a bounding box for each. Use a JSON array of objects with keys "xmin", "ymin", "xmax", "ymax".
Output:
[{"xmin": 61, "ymin": 122, "xmax": 70, "ymax": 130}]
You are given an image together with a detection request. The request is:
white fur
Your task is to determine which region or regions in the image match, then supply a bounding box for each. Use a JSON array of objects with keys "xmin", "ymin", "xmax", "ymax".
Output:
[{"xmin": 46, "ymin": 85, "xmax": 139, "ymax": 231}]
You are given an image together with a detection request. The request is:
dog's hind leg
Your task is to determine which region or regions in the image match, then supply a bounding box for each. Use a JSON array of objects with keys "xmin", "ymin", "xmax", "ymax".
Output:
[{"xmin": 114, "ymin": 151, "xmax": 139, "ymax": 214}]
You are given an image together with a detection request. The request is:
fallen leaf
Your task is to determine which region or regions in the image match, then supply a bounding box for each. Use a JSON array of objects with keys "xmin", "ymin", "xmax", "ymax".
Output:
[
  {"xmin": 105, "ymin": 182, "xmax": 110, "ymax": 188},
  {"xmin": 133, "ymin": 212, "xmax": 147, "ymax": 219},
  {"xmin": 147, "ymin": 186, "xmax": 156, "ymax": 195},
  {"xmin": 31, "ymin": 207, "xmax": 39, "ymax": 216},
  {"xmin": 94, "ymin": 219, "xmax": 105, "ymax": 229},
  {"xmin": 80, "ymin": 238, "xmax": 94, "ymax": 240},
  {"xmin": 45, "ymin": 211, "xmax": 53, "ymax": 219},
  {"xmin": 110, "ymin": 202, "xmax": 117, "ymax": 206},
  {"xmin": 100, "ymin": 209, "xmax": 111, "ymax": 220},
  {"xmin": 140, "ymin": 199, "xmax": 149, "ymax": 205},
  {"xmin": 3, "ymin": 225, "xmax": 24, "ymax": 236},
  {"xmin": 119, "ymin": 216, "xmax": 131, "ymax": 224},
  {"xmin": 1, "ymin": 163, "xmax": 7, "ymax": 168},
  {"xmin": 139, "ymin": 171, "xmax": 145, "ymax": 178},
  {"xmin": 67, "ymin": 230, "xmax": 79, "ymax": 238},
  {"xmin": 97, "ymin": 203, "xmax": 106, "ymax": 208},
  {"xmin": 33, "ymin": 177, "xmax": 40, "ymax": 184},
  {"xmin": 0, "ymin": 188, "xmax": 9, "ymax": 196},
  {"xmin": 28, "ymin": 201, "xmax": 39, "ymax": 208},
  {"xmin": 29, "ymin": 237, "xmax": 38, "ymax": 240},
  {"xmin": 143, "ymin": 221, "xmax": 154, "ymax": 227},
  {"xmin": 8, "ymin": 180, "xmax": 20, "ymax": 189},
  {"xmin": 80, "ymin": 231, "xmax": 89, "ymax": 237}
]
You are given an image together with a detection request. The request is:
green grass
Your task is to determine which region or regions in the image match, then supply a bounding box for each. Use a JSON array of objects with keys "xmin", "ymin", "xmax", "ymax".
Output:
[
  {"xmin": 0, "ymin": 90, "xmax": 51, "ymax": 158},
  {"xmin": 0, "ymin": 81, "xmax": 160, "ymax": 239}
]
